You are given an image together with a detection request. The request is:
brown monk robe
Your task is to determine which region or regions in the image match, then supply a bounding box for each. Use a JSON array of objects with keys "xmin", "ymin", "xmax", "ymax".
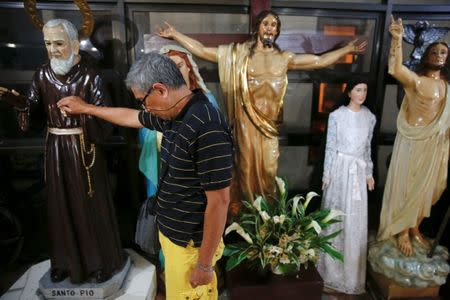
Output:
[{"xmin": 1, "ymin": 54, "xmax": 125, "ymax": 283}]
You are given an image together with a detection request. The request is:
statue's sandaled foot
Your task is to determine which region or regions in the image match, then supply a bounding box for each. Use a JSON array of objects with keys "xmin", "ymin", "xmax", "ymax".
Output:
[
  {"xmin": 397, "ymin": 231, "xmax": 414, "ymax": 257},
  {"xmin": 410, "ymin": 228, "xmax": 431, "ymax": 250},
  {"xmin": 94, "ymin": 270, "xmax": 112, "ymax": 283}
]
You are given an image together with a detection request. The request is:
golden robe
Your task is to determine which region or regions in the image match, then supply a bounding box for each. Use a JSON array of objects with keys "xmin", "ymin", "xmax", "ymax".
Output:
[
  {"xmin": 377, "ymin": 85, "xmax": 450, "ymax": 241},
  {"xmin": 217, "ymin": 42, "xmax": 287, "ymax": 208}
]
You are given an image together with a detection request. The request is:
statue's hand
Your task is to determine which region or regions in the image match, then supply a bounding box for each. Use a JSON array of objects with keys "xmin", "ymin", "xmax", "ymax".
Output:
[
  {"xmin": 367, "ymin": 176, "xmax": 375, "ymax": 191},
  {"xmin": 322, "ymin": 178, "xmax": 330, "ymax": 190},
  {"xmin": 389, "ymin": 15, "xmax": 403, "ymax": 40},
  {"xmin": 347, "ymin": 39, "xmax": 368, "ymax": 54},
  {"xmin": 156, "ymin": 21, "xmax": 177, "ymax": 39},
  {"xmin": 0, "ymin": 87, "xmax": 20, "ymax": 101},
  {"xmin": 57, "ymin": 96, "xmax": 89, "ymax": 115}
]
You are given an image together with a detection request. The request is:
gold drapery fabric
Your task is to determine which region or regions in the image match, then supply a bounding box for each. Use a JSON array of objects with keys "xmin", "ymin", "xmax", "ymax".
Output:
[
  {"xmin": 217, "ymin": 42, "xmax": 287, "ymax": 210},
  {"xmin": 377, "ymin": 86, "xmax": 450, "ymax": 241}
]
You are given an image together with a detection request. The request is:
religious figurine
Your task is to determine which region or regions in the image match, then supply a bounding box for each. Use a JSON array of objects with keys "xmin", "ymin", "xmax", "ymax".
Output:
[
  {"xmin": 0, "ymin": 18, "xmax": 125, "ymax": 283},
  {"xmin": 377, "ymin": 16, "xmax": 450, "ymax": 257},
  {"xmin": 317, "ymin": 79, "xmax": 375, "ymax": 294},
  {"xmin": 156, "ymin": 10, "xmax": 367, "ymax": 212}
]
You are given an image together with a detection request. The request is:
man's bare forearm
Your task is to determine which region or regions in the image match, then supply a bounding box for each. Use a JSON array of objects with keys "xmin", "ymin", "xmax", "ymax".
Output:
[
  {"xmin": 197, "ymin": 188, "xmax": 230, "ymax": 267},
  {"xmin": 84, "ymin": 104, "xmax": 143, "ymax": 128}
]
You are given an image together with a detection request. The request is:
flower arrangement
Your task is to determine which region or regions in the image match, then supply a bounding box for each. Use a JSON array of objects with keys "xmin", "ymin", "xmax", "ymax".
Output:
[{"xmin": 224, "ymin": 177, "xmax": 343, "ymax": 275}]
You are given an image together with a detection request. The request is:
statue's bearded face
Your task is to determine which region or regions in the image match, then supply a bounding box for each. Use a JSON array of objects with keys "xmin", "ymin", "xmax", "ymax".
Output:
[
  {"xmin": 258, "ymin": 14, "xmax": 278, "ymax": 48},
  {"xmin": 43, "ymin": 25, "xmax": 78, "ymax": 75},
  {"xmin": 425, "ymin": 44, "xmax": 449, "ymax": 70}
]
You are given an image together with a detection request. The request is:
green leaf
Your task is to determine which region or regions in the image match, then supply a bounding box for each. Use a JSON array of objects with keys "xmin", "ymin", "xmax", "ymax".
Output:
[
  {"xmin": 320, "ymin": 229, "xmax": 342, "ymax": 242},
  {"xmin": 242, "ymin": 201, "xmax": 255, "ymax": 211},
  {"xmin": 223, "ymin": 246, "xmax": 241, "ymax": 257},
  {"xmin": 241, "ymin": 220, "xmax": 256, "ymax": 225},
  {"xmin": 320, "ymin": 243, "xmax": 343, "ymax": 262},
  {"xmin": 225, "ymin": 248, "xmax": 250, "ymax": 271},
  {"xmin": 309, "ymin": 209, "xmax": 329, "ymax": 220}
]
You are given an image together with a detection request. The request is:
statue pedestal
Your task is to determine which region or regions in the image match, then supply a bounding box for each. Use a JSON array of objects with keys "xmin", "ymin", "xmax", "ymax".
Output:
[
  {"xmin": 37, "ymin": 256, "xmax": 131, "ymax": 299},
  {"xmin": 226, "ymin": 264, "xmax": 323, "ymax": 300},
  {"xmin": 368, "ymin": 238, "xmax": 450, "ymax": 288},
  {"xmin": 369, "ymin": 266, "xmax": 440, "ymax": 299},
  {"xmin": 0, "ymin": 249, "xmax": 156, "ymax": 300}
]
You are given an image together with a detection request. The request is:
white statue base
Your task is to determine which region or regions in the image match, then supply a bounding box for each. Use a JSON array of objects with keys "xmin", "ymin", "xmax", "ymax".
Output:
[
  {"xmin": 368, "ymin": 237, "xmax": 450, "ymax": 288},
  {"xmin": 37, "ymin": 256, "xmax": 131, "ymax": 299},
  {"xmin": 0, "ymin": 249, "xmax": 156, "ymax": 300}
]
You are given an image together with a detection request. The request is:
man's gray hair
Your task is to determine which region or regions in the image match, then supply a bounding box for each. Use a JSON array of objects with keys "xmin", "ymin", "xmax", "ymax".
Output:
[
  {"xmin": 43, "ymin": 19, "xmax": 78, "ymax": 41},
  {"xmin": 125, "ymin": 52, "xmax": 185, "ymax": 92}
]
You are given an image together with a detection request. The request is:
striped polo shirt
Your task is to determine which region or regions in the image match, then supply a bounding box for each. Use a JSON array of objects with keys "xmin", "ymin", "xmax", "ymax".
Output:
[{"xmin": 138, "ymin": 90, "xmax": 233, "ymax": 247}]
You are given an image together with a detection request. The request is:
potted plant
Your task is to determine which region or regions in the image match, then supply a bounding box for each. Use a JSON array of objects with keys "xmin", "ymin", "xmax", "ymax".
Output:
[{"xmin": 224, "ymin": 177, "xmax": 343, "ymax": 275}]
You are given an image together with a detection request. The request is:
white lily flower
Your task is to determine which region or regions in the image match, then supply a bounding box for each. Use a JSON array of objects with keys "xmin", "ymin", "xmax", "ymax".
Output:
[
  {"xmin": 260, "ymin": 211, "xmax": 270, "ymax": 222},
  {"xmin": 273, "ymin": 215, "xmax": 286, "ymax": 225},
  {"xmin": 225, "ymin": 222, "xmax": 253, "ymax": 244},
  {"xmin": 305, "ymin": 249, "xmax": 316, "ymax": 258},
  {"xmin": 306, "ymin": 220, "xmax": 322, "ymax": 234},
  {"xmin": 269, "ymin": 245, "xmax": 283, "ymax": 256},
  {"xmin": 291, "ymin": 195, "xmax": 303, "ymax": 215},
  {"xmin": 225, "ymin": 222, "xmax": 241, "ymax": 235},
  {"xmin": 237, "ymin": 229, "xmax": 254, "ymax": 244},
  {"xmin": 303, "ymin": 191, "xmax": 319, "ymax": 210},
  {"xmin": 275, "ymin": 176, "xmax": 286, "ymax": 195},
  {"xmin": 280, "ymin": 254, "xmax": 290, "ymax": 264},
  {"xmin": 253, "ymin": 195, "xmax": 263, "ymax": 212},
  {"xmin": 323, "ymin": 209, "xmax": 345, "ymax": 223}
]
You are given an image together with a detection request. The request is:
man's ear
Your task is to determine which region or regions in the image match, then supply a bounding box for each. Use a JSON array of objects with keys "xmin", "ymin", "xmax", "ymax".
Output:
[
  {"xmin": 152, "ymin": 83, "xmax": 168, "ymax": 96},
  {"xmin": 72, "ymin": 40, "xmax": 80, "ymax": 56}
]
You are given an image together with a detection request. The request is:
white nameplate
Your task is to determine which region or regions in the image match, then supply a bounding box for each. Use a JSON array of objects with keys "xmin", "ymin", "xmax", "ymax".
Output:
[{"xmin": 47, "ymin": 288, "xmax": 100, "ymax": 298}]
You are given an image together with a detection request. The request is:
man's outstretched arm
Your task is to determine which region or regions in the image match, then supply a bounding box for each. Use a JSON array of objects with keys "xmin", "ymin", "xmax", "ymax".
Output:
[{"xmin": 57, "ymin": 96, "xmax": 143, "ymax": 128}]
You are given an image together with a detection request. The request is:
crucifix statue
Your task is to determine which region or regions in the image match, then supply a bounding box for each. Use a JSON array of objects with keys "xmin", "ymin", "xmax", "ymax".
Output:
[{"xmin": 156, "ymin": 8, "xmax": 367, "ymax": 213}]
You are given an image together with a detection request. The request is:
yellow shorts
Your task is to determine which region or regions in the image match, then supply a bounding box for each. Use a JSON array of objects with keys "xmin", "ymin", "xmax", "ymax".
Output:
[{"xmin": 159, "ymin": 232, "xmax": 224, "ymax": 300}]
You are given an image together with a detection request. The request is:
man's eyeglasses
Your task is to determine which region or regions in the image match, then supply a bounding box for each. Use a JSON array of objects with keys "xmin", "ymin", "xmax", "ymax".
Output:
[{"xmin": 139, "ymin": 86, "xmax": 153, "ymax": 110}]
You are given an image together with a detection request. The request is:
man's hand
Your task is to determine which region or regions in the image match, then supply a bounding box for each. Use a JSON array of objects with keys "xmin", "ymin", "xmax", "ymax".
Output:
[
  {"xmin": 156, "ymin": 21, "xmax": 178, "ymax": 39},
  {"xmin": 367, "ymin": 176, "xmax": 375, "ymax": 191},
  {"xmin": 346, "ymin": 39, "xmax": 368, "ymax": 54},
  {"xmin": 389, "ymin": 15, "xmax": 403, "ymax": 40},
  {"xmin": 57, "ymin": 96, "xmax": 91, "ymax": 115},
  {"xmin": 189, "ymin": 264, "xmax": 213, "ymax": 288}
]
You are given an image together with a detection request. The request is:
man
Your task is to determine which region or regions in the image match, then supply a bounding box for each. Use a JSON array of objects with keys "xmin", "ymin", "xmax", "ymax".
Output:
[
  {"xmin": 0, "ymin": 19, "xmax": 125, "ymax": 283},
  {"xmin": 57, "ymin": 52, "xmax": 233, "ymax": 299},
  {"xmin": 377, "ymin": 16, "xmax": 450, "ymax": 257},
  {"xmin": 156, "ymin": 10, "xmax": 367, "ymax": 212}
]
